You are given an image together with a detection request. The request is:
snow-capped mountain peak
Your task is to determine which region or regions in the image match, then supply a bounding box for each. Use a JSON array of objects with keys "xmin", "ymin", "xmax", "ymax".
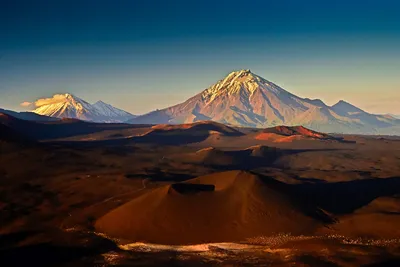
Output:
[
  {"xmin": 331, "ymin": 100, "xmax": 365, "ymax": 116},
  {"xmin": 64, "ymin": 93, "xmax": 93, "ymax": 111},
  {"xmin": 33, "ymin": 93, "xmax": 96, "ymax": 119},
  {"xmin": 128, "ymin": 69, "xmax": 400, "ymax": 135},
  {"xmin": 201, "ymin": 69, "xmax": 286, "ymax": 104},
  {"xmin": 92, "ymin": 100, "xmax": 136, "ymax": 120},
  {"xmin": 93, "ymin": 100, "xmax": 111, "ymax": 110},
  {"xmin": 32, "ymin": 93, "xmax": 135, "ymax": 123}
]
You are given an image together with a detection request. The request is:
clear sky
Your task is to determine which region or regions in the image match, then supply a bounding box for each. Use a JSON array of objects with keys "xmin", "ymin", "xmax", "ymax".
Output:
[{"xmin": 1, "ymin": 0, "xmax": 400, "ymax": 115}]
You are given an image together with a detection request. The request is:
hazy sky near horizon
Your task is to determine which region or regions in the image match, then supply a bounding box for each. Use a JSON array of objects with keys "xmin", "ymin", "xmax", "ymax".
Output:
[{"xmin": 1, "ymin": 0, "xmax": 400, "ymax": 115}]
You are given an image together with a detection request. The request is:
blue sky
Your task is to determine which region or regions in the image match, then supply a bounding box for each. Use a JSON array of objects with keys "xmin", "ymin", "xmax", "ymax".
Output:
[{"xmin": 1, "ymin": 0, "xmax": 399, "ymax": 114}]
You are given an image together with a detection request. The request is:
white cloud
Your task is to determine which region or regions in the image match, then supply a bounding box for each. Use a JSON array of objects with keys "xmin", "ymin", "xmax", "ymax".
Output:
[
  {"xmin": 34, "ymin": 94, "xmax": 68, "ymax": 107},
  {"xmin": 20, "ymin": 101, "xmax": 33, "ymax": 107}
]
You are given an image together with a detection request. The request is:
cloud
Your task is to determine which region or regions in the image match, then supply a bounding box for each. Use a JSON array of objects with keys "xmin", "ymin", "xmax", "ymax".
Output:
[
  {"xmin": 20, "ymin": 101, "xmax": 33, "ymax": 107},
  {"xmin": 34, "ymin": 94, "xmax": 68, "ymax": 108}
]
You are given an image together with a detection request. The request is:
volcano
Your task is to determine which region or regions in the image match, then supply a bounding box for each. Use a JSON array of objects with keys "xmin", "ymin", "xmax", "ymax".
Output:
[
  {"xmin": 128, "ymin": 69, "xmax": 400, "ymax": 135},
  {"xmin": 32, "ymin": 93, "xmax": 135, "ymax": 123}
]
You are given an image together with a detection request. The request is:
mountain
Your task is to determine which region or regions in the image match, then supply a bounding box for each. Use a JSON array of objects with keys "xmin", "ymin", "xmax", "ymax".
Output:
[
  {"xmin": 388, "ymin": 114, "xmax": 400, "ymax": 119},
  {"xmin": 95, "ymin": 170, "xmax": 329, "ymax": 244},
  {"xmin": 92, "ymin": 100, "xmax": 136, "ymax": 122},
  {"xmin": 0, "ymin": 108, "xmax": 59, "ymax": 122},
  {"xmin": 32, "ymin": 93, "xmax": 135, "ymax": 123},
  {"xmin": 331, "ymin": 100, "xmax": 365, "ymax": 115},
  {"xmin": 0, "ymin": 112, "xmax": 135, "ymax": 140},
  {"xmin": 128, "ymin": 69, "xmax": 400, "ymax": 135}
]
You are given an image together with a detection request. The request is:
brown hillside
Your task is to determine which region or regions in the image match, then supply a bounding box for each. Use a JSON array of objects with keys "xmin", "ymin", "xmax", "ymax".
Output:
[
  {"xmin": 135, "ymin": 121, "xmax": 244, "ymax": 145},
  {"xmin": 147, "ymin": 121, "xmax": 243, "ymax": 136},
  {"xmin": 95, "ymin": 171, "xmax": 330, "ymax": 244},
  {"xmin": 255, "ymin": 125, "xmax": 340, "ymax": 143}
]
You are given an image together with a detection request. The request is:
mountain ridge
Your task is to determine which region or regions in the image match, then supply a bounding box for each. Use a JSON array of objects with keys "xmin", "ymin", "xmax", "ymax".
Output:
[
  {"xmin": 128, "ymin": 69, "xmax": 400, "ymax": 135},
  {"xmin": 0, "ymin": 108, "xmax": 59, "ymax": 122},
  {"xmin": 32, "ymin": 93, "xmax": 135, "ymax": 123},
  {"xmin": 92, "ymin": 100, "xmax": 136, "ymax": 121}
]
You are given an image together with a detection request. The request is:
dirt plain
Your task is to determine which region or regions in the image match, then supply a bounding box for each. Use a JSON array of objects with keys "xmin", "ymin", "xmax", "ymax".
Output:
[{"xmin": 1, "ymin": 114, "xmax": 400, "ymax": 266}]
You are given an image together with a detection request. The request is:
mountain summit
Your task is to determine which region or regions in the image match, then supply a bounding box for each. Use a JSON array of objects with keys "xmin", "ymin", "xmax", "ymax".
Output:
[
  {"xmin": 92, "ymin": 100, "xmax": 135, "ymax": 122},
  {"xmin": 32, "ymin": 93, "xmax": 135, "ymax": 123},
  {"xmin": 129, "ymin": 69, "xmax": 400, "ymax": 134}
]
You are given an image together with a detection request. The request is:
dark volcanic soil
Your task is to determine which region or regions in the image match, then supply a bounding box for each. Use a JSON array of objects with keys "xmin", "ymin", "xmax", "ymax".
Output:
[{"xmin": 1, "ymin": 118, "xmax": 400, "ymax": 266}]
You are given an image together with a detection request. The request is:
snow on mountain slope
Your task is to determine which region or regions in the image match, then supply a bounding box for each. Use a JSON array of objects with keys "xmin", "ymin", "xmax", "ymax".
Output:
[
  {"xmin": 128, "ymin": 69, "xmax": 400, "ymax": 135},
  {"xmin": 93, "ymin": 100, "xmax": 136, "ymax": 121},
  {"xmin": 32, "ymin": 93, "xmax": 135, "ymax": 123},
  {"xmin": 387, "ymin": 114, "xmax": 400, "ymax": 119},
  {"xmin": 331, "ymin": 100, "xmax": 365, "ymax": 116},
  {"xmin": 33, "ymin": 94, "xmax": 98, "ymax": 120}
]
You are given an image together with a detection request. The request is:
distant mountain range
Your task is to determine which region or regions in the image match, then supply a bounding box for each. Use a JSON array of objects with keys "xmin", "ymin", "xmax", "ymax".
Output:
[
  {"xmin": 0, "ymin": 108, "xmax": 59, "ymax": 122},
  {"xmin": 31, "ymin": 94, "xmax": 136, "ymax": 123},
  {"xmin": 128, "ymin": 69, "xmax": 400, "ymax": 135},
  {"xmin": 3, "ymin": 70, "xmax": 399, "ymax": 134}
]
